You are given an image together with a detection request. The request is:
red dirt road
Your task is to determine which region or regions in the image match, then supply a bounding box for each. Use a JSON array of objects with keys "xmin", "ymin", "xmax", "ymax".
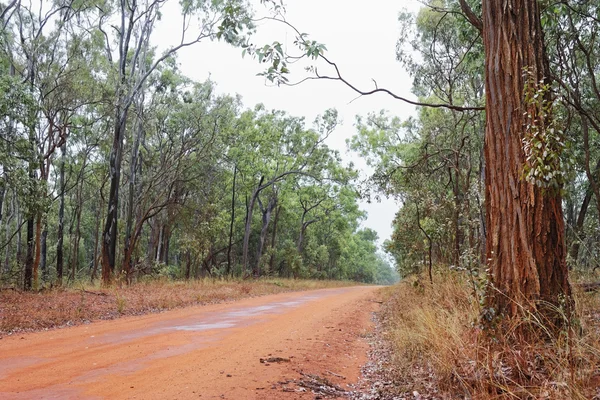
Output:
[{"xmin": 0, "ymin": 286, "xmax": 381, "ymax": 399}]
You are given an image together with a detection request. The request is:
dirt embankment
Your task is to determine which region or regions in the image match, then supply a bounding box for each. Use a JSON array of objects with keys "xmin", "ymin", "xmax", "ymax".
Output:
[{"xmin": 0, "ymin": 279, "xmax": 356, "ymax": 335}]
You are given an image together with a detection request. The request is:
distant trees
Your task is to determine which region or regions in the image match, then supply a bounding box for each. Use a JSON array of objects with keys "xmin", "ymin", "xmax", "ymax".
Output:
[{"xmin": 0, "ymin": 0, "xmax": 393, "ymax": 288}]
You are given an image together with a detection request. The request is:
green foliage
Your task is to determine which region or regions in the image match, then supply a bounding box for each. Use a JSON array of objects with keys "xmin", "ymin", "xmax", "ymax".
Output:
[{"xmin": 522, "ymin": 72, "xmax": 569, "ymax": 189}]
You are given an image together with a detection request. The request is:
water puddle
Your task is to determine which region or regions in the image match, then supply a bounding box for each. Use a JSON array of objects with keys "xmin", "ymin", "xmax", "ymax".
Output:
[{"xmin": 174, "ymin": 320, "xmax": 236, "ymax": 331}]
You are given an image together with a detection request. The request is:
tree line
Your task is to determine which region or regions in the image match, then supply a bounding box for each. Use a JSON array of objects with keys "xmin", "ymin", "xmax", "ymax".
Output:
[{"xmin": 0, "ymin": 0, "xmax": 397, "ymax": 289}]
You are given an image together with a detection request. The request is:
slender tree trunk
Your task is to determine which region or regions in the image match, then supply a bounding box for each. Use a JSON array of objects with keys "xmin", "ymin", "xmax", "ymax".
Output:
[
  {"xmin": 478, "ymin": 146, "xmax": 486, "ymax": 263},
  {"xmin": 147, "ymin": 221, "xmax": 157, "ymax": 264},
  {"xmin": 40, "ymin": 227, "xmax": 48, "ymax": 281},
  {"xmin": 156, "ymin": 224, "xmax": 163, "ymax": 263},
  {"xmin": 24, "ymin": 162, "xmax": 35, "ymax": 290},
  {"xmin": 269, "ymin": 205, "xmax": 280, "ymax": 273},
  {"xmin": 0, "ymin": 184, "xmax": 5, "ymax": 279},
  {"xmin": 451, "ymin": 166, "xmax": 462, "ymax": 267},
  {"xmin": 227, "ymin": 165, "xmax": 237, "ymax": 275},
  {"xmin": 32, "ymin": 214, "xmax": 42, "ymax": 289},
  {"xmin": 91, "ymin": 196, "xmax": 102, "ymax": 282},
  {"xmin": 415, "ymin": 203, "xmax": 433, "ymax": 284},
  {"xmin": 297, "ymin": 212, "xmax": 307, "ymax": 254},
  {"xmin": 101, "ymin": 111, "xmax": 128, "ymax": 285},
  {"xmin": 569, "ymin": 187, "xmax": 592, "ymax": 266},
  {"xmin": 16, "ymin": 202, "xmax": 22, "ymax": 268},
  {"xmin": 70, "ymin": 197, "xmax": 82, "ymax": 282},
  {"xmin": 163, "ymin": 224, "xmax": 170, "ymax": 265},
  {"xmin": 581, "ymin": 117, "xmax": 600, "ymax": 237},
  {"xmin": 123, "ymin": 94, "xmax": 144, "ymax": 279},
  {"xmin": 0, "ymin": 183, "xmax": 5, "ymax": 229},
  {"xmin": 3, "ymin": 192, "xmax": 14, "ymax": 274},
  {"xmin": 242, "ymin": 177, "xmax": 264, "ymax": 275},
  {"xmin": 255, "ymin": 196, "xmax": 276, "ymax": 277},
  {"xmin": 24, "ymin": 216, "xmax": 34, "ymax": 290},
  {"xmin": 482, "ymin": 0, "xmax": 570, "ymax": 319},
  {"xmin": 185, "ymin": 250, "xmax": 191, "ymax": 280},
  {"xmin": 56, "ymin": 143, "xmax": 66, "ymax": 285}
]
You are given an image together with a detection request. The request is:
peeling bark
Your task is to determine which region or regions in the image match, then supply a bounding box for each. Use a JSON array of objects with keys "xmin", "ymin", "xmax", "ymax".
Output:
[{"xmin": 482, "ymin": 0, "xmax": 571, "ymax": 319}]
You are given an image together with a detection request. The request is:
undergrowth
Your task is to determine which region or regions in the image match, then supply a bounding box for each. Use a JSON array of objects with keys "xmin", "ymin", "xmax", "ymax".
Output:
[
  {"xmin": 378, "ymin": 272, "xmax": 600, "ymax": 399},
  {"xmin": 0, "ymin": 278, "xmax": 355, "ymax": 335}
]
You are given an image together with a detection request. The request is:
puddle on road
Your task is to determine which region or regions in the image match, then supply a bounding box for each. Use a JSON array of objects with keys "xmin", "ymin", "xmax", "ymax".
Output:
[
  {"xmin": 168, "ymin": 293, "xmax": 328, "ymax": 332},
  {"xmin": 174, "ymin": 320, "xmax": 236, "ymax": 331}
]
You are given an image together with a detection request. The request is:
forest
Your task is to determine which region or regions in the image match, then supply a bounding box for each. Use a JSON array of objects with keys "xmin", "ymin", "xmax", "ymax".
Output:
[
  {"xmin": 3, "ymin": 0, "xmax": 600, "ymax": 397},
  {"xmin": 0, "ymin": 0, "xmax": 397, "ymax": 290}
]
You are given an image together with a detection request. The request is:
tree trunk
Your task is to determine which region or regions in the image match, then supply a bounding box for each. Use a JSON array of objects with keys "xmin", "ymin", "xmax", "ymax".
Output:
[
  {"xmin": 91, "ymin": 196, "xmax": 102, "ymax": 282},
  {"xmin": 255, "ymin": 195, "xmax": 276, "ymax": 277},
  {"xmin": 482, "ymin": 0, "xmax": 570, "ymax": 319},
  {"xmin": 147, "ymin": 219, "xmax": 157, "ymax": 263},
  {"xmin": 163, "ymin": 224, "xmax": 170, "ymax": 265},
  {"xmin": 568, "ymin": 187, "xmax": 592, "ymax": 266},
  {"xmin": 478, "ymin": 146, "xmax": 486, "ymax": 263},
  {"xmin": 123, "ymin": 92, "xmax": 145, "ymax": 279},
  {"xmin": 581, "ymin": 117, "xmax": 600, "ymax": 243},
  {"xmin": 242, "ymin": 177, "xmax": 264, "ymax": 275},
  {"xmin": 3, "ymin": 192, "xmax": 14, "ymax": 274},
  {"xmin": 40, "ymin": 228, "xmax": 48, "ymax": 281},
  {"xmin": 101, "ymin": 112, "xmax": 127, "ymax": 285},
  {"xmin": 415, "ymin": 203, "xmax": 433, "ymax": 284},
  {"xmin": 56, "ymin": 143, "xmax": 66, "ymax": 285},
  {"xmin": 155, "ymin": 223, "xmax": 163, "ymax": 263},
  {"xmin": 0, "ymin": 183, "xmax": 5, "ymax": 230},
  {"xmin": 297, "ymin": 220, "xmax": 306, "ymax": 254},
  {"xmin": 24, "ymin": 216, "xmax": 33, "ymax": 290},
  {"xmin": 70, "ymin": 196, "xmax": 82, "ymax": 283},
  {"xmin": 32, "ymin": 214, "xmax": 42, "ymax": 289},
  {"xmin": 269, "ymin": 205, "xmax": 280, "ymax": 273},
  {"xmin": 185, "ymin": 250, "xmax": 191, "ymax": 280},
  {"xmin": 450, "ymin": 166, "xmax": 462, "ymax": 268},
  {"xmin": 24, "ymin": 162, "xmax": 35, "ymax": 290},
  {"xmin": 16, "ymin": 203, "xmax": 22, "ymax": 268},
  {"xmin": 0, "ymin": 185, "xmax": 6, "ymax": 278},
  {"xmin": 226, "ymin": 165, "xmax": 237, "ymax": 275}
]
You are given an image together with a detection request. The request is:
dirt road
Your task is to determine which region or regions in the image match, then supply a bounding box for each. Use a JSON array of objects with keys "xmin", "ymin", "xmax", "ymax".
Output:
[{"xmin": 0, "ymin": 286, "xmax": 381, "ymax": 399}]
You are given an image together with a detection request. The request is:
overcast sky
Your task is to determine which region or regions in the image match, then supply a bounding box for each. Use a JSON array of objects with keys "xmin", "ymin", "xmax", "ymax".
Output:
[{"xmin": 154, "ymin": 0, "xmax": 423, "ymax": 247}]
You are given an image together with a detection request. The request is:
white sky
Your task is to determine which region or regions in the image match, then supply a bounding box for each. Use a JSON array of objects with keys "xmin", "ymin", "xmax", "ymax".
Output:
[{"xmin": 155, "ymin": 0, "xmax": 423, "ymax": 247}]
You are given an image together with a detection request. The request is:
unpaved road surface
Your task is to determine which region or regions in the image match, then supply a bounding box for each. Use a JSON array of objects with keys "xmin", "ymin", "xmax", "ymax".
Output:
[{"xmin": 0, "ymin": 286, "xmax": 381, "ymax": 399}]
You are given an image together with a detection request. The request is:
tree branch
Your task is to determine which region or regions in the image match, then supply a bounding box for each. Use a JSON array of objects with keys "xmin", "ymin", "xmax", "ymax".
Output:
[{"xmin": 458, "ymin": 0, "xmax": 483, "ymax": 33}]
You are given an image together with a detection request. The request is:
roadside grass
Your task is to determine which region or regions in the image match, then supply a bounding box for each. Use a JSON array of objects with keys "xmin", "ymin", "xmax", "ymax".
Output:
[
  {"xmin": 377, "ymin": 271, "xmax": 600, "ymax": 399},
  {"xmin": 0, "ymin": 278, "xmax": 356, "ymax": 335}
]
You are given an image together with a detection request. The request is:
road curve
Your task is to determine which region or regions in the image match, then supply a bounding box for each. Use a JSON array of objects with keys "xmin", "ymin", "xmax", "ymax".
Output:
[{"xmin": 0, "ymin": 285, "xmax": 381, "ymax": 399}]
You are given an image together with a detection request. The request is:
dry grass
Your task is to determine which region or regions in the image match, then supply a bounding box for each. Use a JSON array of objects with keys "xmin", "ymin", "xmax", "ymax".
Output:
[
  {"xmin": 0, "ymin": 278, "xmax": 355, "ymax": 335},
  {"xmin": 378, "ymin": 272, "xmax": 600, "ymax": 399}
]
